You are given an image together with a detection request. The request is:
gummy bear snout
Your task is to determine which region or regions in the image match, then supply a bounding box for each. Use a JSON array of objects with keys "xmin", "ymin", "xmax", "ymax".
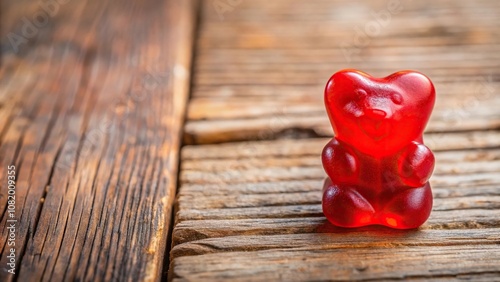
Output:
[
  {"xmin": 358, "ymin": 117, "xmax": 391, "ymax": 140},
  {"xmin": 365, "ymin": 108, "xmax": 387, "ymax": 119}
]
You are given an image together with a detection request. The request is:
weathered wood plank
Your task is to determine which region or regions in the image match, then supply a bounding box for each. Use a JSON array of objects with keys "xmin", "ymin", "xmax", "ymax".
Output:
[
  {"xmin": 171, "ymin": 228, "xmax": 500, "ymax": 257},
  {"xmin": 185, "ymin": 83, "xmax": 499, "ymax": 143},
  {"xmin": 173, "ymin": 143, "xmax": 500, "ymax": 239},
  {"xmin": 185, "ymin": 118, "xmax": 500, "ymax": 144},
  {"xmin": 172, "ymin": 209, "xmax": 500, "ymax": 246},
  {"xmin": 184, "ymin": 0, "xmax": 500, "ymax": 144},
  {"xmin": 180, "ymin": 146, "xmax": 500, "ymax": 180},
  {"xmin": 0, "ymin": 0, "xmax": 197, "ymax": 281},
  {"xmin": 200, "ymin": 0, "xmax": 500, "ymax": 23},
  {"xmin": 171, "ymin": 245, "xmax": 500, "ymax": 281},
  {"xmin": 171, "ymin": 0, "xmax": 500, "ymax": 280},
  {"xmin": 176, "ymin": 190, "xmax": 500, "ymax": 211},
  {"xmin": 181, "ymin": 132, "xmax": 500, "ymax": 160},
  {"xmin": 171, "ymin": 136, "xmax": 500, "ymax": 279},
  {"xmin": 196, "ymin": 47, "xmax": 500, "ymax": 66},
  {"xmin": 175, "ymin": 197, "xmax": 500, "ymax": 222}
]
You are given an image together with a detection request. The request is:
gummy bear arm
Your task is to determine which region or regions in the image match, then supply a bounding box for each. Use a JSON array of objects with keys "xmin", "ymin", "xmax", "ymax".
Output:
[
  {"xmin": 399, "ymin": 143, "xmax": 435, "ymax": 187},
  {"xmin": 322, "ymin": 138, "xmax": 358, "ymax": 184}
]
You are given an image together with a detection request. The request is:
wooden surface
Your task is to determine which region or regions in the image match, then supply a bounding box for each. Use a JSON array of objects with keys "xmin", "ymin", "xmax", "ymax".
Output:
[
  {"xmin": 0, "ymin": 0, "xmax": 197, "ymax": 281},
  {"xmin": 1, "ymin": 0, "xmax": 499, "ymax": 280},
  {"xmin": 170, "ymin": 0, "xmax": 500, "ymax": 281},
  {"xmin": 184, "ymin": 0, "xmax": 500, "ymax": 144},
  {"xmin": 171, "ymin": 137, "xmax": 500, "ymax": 280}
]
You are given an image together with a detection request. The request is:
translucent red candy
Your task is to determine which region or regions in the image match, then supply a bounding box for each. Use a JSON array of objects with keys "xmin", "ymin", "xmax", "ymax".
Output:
[{"xmin": 322, "ymin": 70, "xmax": 435, "ymax": 229}]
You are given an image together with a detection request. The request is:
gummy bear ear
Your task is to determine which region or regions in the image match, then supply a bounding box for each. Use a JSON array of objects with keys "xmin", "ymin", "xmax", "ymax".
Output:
[
  {"xmin": 325, "ymin": 69, "xmax": 371, "ymax": 106},
  {"xmin": 389, "ymin": 71, "xmax": 436, "ymax": 107}
]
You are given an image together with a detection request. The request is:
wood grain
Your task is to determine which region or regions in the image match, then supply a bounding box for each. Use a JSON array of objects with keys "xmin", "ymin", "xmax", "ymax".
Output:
[
  {"xmin": 0, "ymin": 0, "xmax": 197, "ymax": 281},
  {"xmin": 172, "ymin": 245, "xmax": 500, "ymax": 281},
  {"xmin": 171, "ymin": 228, "xmax": 500, "ymax": 257},
  {"xmin": 170, "ymin": 135, "xmax": 500, "ymax": 280},
  {"xmin": 184, "ymin": 0, "xmax": 500, "ymax": 144},
  {"xmin": 170, "ymin": 0, "xmax": 500, "ymax": 280}
]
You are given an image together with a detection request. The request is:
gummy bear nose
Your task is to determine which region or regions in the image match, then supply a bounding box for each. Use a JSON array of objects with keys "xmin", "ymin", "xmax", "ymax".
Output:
[{"xmin": 365, "ymin": 108, "xmax": 387, "ymax": 119}]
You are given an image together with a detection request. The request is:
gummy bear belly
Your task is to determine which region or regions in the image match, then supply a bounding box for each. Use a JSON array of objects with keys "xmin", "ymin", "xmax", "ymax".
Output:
[
  {"xmin": 351, "ymin": 155, "xmax": 403, "ymax": 210},
  {"xmin": 323, "ymin": 154, "xmax": 433, "ymax": 229}
]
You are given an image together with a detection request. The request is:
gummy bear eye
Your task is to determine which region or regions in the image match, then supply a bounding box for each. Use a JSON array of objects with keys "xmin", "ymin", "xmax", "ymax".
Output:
[
  {"xmin": 355, "ymin": 89, "xmax": 367, "ymax": 100},
  {"xmin": 391, "ymin": 93, "xmax": 403, "ymax": 105}
]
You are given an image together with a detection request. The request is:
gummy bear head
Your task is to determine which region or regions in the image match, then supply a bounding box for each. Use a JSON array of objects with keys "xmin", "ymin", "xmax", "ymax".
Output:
[{"xmin": 325, "ymin": 70, "xmax": 435, "ymax": 157}]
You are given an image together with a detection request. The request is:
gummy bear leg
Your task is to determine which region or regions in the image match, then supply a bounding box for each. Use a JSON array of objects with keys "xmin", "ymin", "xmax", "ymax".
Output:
[
  {"xmin": 322, "ymin": 178, "xmax": 376, "ymax": 228},
  {"xmin": 379, "ymin": 182, "xmax": 433, "ymax": 229}
]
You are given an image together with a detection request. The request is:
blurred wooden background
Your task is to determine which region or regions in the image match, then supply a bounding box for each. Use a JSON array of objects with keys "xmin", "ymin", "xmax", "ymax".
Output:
[
  {"xmin": 1, "ymin": 0, "xmax": 499, "ymax": 281},
  {"xmin": 172, "ymin": 0, "xmax": 500, "ymax": 281},
  {"xmin": 0, "ymin": 0, "xmax": 196, "ymax": 281}
]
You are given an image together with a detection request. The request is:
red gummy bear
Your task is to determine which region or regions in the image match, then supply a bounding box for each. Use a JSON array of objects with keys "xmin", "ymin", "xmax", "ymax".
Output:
[{"xmin": 322, "ymin": 70, "xmax": 436, "ymax": 229}]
